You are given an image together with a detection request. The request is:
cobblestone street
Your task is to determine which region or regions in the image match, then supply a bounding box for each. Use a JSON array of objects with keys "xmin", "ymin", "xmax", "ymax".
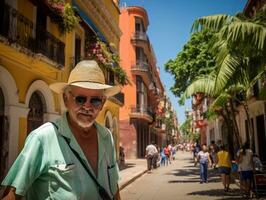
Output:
[{"xmin": 121, "ymin": 151, "xmax": 245, "ymax": 200}]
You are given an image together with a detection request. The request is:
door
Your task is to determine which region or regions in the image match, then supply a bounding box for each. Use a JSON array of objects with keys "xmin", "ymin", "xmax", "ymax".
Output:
[{"xmin": 256, "ymin": 115, "xmax": 266, "ymax": 161}]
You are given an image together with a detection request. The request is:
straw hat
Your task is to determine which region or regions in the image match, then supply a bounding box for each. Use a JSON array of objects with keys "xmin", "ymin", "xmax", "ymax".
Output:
[{"xmin": 49, "ymin": 60, "xmax": 121, "ymax": 97}]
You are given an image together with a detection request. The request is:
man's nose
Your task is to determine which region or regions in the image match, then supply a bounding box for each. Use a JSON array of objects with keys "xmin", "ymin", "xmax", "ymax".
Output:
[{"xmin": 82, "ymin": 98, "xmax": 93, "ymax": 108}]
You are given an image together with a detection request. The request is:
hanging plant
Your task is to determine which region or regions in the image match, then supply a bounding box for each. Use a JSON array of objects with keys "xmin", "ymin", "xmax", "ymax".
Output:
[
  {"xmin": 47, "ymin": 0, "xmax": 80, "ymax": 33},
  {"xmin": 85, "ymin": 36, "xmax": 128, "ymax": 85}
]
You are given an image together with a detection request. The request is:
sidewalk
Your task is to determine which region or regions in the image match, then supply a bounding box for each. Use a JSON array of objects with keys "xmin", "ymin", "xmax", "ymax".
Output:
[{"xmin": 118, "ymin": 159, "xmax": 147, "ymax": 190}]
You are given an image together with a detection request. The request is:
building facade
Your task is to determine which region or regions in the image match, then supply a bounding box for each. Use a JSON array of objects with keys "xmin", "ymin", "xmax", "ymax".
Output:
[
  {"xmin": 0, "ymin": 0, "xmax": 123, "ymax": 181},
  {"xmin": 119, "ymin": 6, "xmax": 165, "ymax": 158}
]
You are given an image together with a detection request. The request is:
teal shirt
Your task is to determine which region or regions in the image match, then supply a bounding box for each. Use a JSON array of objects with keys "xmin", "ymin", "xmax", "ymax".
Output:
[{"xmin": 1, "ymin": 113, "xmax": 119, "ymax": 200}]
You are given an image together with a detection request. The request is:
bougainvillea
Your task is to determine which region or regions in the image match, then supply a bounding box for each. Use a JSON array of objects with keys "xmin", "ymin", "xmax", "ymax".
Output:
[
  {"xmin": 47, "ymin": 0, "xmax": 79, "ymax": 33},
  {"xmin": 85, "ymin": 37, "xmax": 128, "ymax": 85}
]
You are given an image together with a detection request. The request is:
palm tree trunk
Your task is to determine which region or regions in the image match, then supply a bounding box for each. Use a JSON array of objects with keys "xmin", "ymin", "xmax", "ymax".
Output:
[
  {"xmin": 228, "ymin": 99, "xmax": 242, "ymax": 147},
  {"xmin": 243, "ymin": 100, "xmax": 254, "ymax": 150},
  {"xmin": 220, "ymin": 109, "xmax": 235, "ymax": 158}
]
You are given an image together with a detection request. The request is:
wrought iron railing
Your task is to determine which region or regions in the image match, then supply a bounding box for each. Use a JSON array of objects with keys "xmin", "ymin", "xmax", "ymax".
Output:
[
  {"xmin": 131, "ymin": 105, "xmax": 153, "ymax": 117},
  {"xmin": 0, "ymin": 3, "xmax": 65, "ymax": 66},
  {"xmin": 131, "ymin": 31, "xmax": 148, "ymax": 41}
]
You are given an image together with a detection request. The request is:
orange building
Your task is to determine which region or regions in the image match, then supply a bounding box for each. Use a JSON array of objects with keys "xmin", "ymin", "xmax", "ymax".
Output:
[{"xmin": 119, "ymin": 6, "xmax": 165, "ymax": 158}]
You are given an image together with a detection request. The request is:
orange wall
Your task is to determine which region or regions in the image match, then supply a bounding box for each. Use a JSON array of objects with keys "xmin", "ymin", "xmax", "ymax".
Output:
[{"xmin": 119, "ymin": 9, "xmax": 137, "ymax": 121}]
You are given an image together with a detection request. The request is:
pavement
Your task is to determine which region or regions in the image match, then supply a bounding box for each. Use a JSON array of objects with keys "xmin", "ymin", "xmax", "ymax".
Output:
[{"xmin": 118, "ymin": 159, "xmax": 148, "ymax": 190}]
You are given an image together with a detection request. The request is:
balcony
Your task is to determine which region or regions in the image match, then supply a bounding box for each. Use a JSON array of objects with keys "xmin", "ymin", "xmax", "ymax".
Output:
[
  {"xmin": 129, "ymin": 106, "xmax": 153, "ymax": 123},
  {"xmin": 0, "ymin": 3, "xmax": 65, "ymax": 67},
  {"xmin": 131, "ymin": 60, "xmax": 152, "ymax": 84},
  {"xmin": 131, "ymin": 31, "xmax": 148, "ymax": 42},
  {"xmin": 109, "ymin": 92, "xmax": 124, "ymax": 106}
]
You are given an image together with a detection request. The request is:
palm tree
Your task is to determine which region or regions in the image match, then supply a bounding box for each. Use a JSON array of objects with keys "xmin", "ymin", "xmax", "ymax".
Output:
[
  {"xmin": 192, "ymin": 5, "xmax": 266, "ymax": 90},
  {"xmin": 181, "ymin": 5, "xmax": 266, "ymax": 150}
]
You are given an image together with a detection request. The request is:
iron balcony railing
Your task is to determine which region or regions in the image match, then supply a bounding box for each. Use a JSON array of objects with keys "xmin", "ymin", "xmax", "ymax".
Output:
[
  {"xmin": 131, "ymin": 105, "xmax": 153, "ymax": 117},
  {"xmin": 131, "ymin": 60, "xmax": 150, "ymax": 71},
  {"xmin": 0, "ymin": 3, "xmax": 65, "ymax": 66},
  {"xmin": 131, "ymin": 31, "xmax": 148, "ymax": 41}
]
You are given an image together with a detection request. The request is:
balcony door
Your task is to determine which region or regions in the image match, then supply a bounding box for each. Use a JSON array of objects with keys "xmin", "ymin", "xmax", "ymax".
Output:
[
  {"xmin": 36, "ymin": 3, "xmax": 47, "ymax": 54},
  {"xmin": 256, "ymin": 115, "xmax": 266, "ymax": 161},
  {"xmin": 135, "ymin": 17, "xmax": 145, "ymax": 33},
  {"xmin": 136, "ymin": 76, "xmax": 148, "ymax": 111}
]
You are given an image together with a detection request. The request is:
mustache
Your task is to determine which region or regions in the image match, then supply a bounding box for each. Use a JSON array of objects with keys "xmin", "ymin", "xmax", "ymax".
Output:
[{"xmin": 78, "ymin": 109, "xmax": 94, "ymax": 115}]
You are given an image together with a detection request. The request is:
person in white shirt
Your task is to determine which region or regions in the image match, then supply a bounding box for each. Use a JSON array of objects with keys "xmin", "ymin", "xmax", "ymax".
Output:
[
  {"xmin": 237, "ymin": 142, "xmax": 254, "ymax": 197},
  {"xmin": 197, "ymin": 144, "xmax": 212, "ymax": 183},
  {"xmin": 145, "ymin": 142, "xmax": 158, "ymax": 172}
]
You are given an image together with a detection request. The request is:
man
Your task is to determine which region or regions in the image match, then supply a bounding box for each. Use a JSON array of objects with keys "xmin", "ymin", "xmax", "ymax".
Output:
[
  {"xmin": 1, "ymin": 60, "xmax": 121, "ymax": 200},
  {"xmin": 145, "ymin": 142, "xmax": 158, "ymax": 172}
]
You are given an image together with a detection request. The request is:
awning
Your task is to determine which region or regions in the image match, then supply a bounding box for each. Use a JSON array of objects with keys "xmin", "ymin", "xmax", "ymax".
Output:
[{"xmin": 73, "ymin": 1, "xmax": 107, "ymax": 43}]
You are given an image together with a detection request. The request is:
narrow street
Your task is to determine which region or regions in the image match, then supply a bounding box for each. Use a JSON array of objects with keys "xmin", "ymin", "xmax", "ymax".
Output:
[{"xmin": 121, "ymin": 151, "xmax": 243, "ymax": 200}]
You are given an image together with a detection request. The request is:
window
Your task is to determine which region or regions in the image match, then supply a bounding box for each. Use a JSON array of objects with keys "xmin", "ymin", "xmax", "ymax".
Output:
[
  {"xmin": 136, "ymin": 47, "xmax": 146, "ymax": 61},
  {"xmin": 27, "ymin": 91, "xmax": 46, "ymax": 134},
  {"xmin": 136, "ymin": 76, "xmax": 148, "ymax": 108},
  {"xmin": 135, "ymin": 17, "xmax": 145, "ymax": 33}
]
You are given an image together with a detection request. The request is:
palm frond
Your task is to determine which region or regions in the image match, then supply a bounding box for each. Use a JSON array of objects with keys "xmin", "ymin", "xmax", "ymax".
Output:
[
  {"xmin": 180, "ymin": 76, "xmax": 217, "ymax": 104},
  {"xmin": 222, "ymin": 21, "xmax": 266, "ymax": 50},
  {"xmin": 215, "ymin": 54, "xmax": 241, "ymax": 90},
  {"xmin": 192, "ymin": 15, "xmax": 232, "ymax": 33},
  {"xmin": 209, "ymin": 92, "xmax": 231, "ymax": 111}
]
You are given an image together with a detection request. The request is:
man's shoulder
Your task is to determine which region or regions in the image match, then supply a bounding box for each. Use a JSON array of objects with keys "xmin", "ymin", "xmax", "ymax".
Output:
[{"xmin": 29, "ymin": 122, "xmax": 58, "ymax": 141}]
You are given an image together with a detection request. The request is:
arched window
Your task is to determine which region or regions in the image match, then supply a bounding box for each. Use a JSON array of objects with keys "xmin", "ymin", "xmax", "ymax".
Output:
[{"xmin": 27, "ymin": 91, "xmax": 46, "ymax": 134}]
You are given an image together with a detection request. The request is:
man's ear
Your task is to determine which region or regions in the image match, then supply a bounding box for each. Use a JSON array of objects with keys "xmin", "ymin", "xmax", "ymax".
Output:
[{"xmin": 63, "ymin": 93, "xmax": 68, "ymax": 105}]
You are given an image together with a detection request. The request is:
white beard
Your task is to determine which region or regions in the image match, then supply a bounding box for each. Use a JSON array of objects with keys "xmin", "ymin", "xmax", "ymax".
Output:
[{"xmin": 76, "ymin": 119, "xmax": 94, "ymax": 129}]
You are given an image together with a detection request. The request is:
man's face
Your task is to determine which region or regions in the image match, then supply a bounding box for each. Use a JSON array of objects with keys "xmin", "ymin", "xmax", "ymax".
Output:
[{"xmin": 64, "ymin": 86, "xmax": 106, "ymax": 129}]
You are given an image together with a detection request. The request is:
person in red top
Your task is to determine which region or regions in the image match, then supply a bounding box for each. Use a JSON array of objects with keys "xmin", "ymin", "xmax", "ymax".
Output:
[{"xmin": 164, "ymin": 145, "xmax": 171, "ymax": 165}]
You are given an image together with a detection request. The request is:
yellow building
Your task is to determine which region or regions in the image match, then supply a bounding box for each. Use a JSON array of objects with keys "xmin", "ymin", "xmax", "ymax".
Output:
[{"xmin": 0, "ymin": 0, "xmax": 123, "ymax": 181}]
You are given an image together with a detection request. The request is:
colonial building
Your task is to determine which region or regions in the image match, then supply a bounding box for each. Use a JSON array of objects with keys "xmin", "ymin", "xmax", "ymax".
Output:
[
  {"xmin": 0, "ymin": 0, "xmax": 123, "ymax": 181},
  {"xmin": 119, "ymin": 6, "xmax": 165, "ymax": 158}
]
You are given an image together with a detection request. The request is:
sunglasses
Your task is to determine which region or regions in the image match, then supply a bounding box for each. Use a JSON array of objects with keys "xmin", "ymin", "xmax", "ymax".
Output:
[{"xmin": 69, "ymin": 92, "xmax": 104, "ymax": 108}]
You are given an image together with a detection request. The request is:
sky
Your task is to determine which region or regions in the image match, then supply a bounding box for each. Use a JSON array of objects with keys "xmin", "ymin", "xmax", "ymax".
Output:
[{"xmin": 120, "ymin": 0, "xmax": 247, "ymax": 124}]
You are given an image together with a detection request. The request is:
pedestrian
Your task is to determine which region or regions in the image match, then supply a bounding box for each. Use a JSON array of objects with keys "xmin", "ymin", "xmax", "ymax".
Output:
[
  {"xmin": 253, "ymin": 153, "xmax": 263, "ymax": 172},
  {"xmin": 193, "ymin": 141, "xmax": 201, "ymax": 166},
  {"xmin": 216, "ymin": 145, "xmax": 231, "ymax": 192},
  {"xmin": 236, "ymin": 142, "xmax": 254, "ymax": 198},
  {"xmin": 164, "ymin": 144, "xmax": 171, "ymax": 165},
  {"xmin": 119, "ymin": 145, "xmax": 126, "ymax": 169},
  {"xmin": 209, "ymin": 140, "xmax": 218, "ymax": 168},
  {"xmin": 152, "ymin": 144, "xmax": 159, "ymax": 169},
  {"xmin": 197, "ymin": 144, "xmax": 212, "ymax": 183},
  {"xmin": 1, "ymin": 60, "xmax": 121, "ymax": 200},
  {"xmin": 145, "ymin": 141, "xmax": 158, "ymax": 172},
  {"xmin": 160, "ymin": 148, "xmax": 166, "ymax": 166}
]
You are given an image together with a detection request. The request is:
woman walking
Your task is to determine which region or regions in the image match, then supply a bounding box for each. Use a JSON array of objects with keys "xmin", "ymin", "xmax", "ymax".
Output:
[
  {"xmin": 216, "ymin": 145, "xmax": 231, "ymax": 192},
  {"xmin": 237, "ymin": 142, "xmax": 254, "ymax": 198},
  {"xmin": 197, "ymin": 144, "xmax": 212, "ymax": 183}
]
